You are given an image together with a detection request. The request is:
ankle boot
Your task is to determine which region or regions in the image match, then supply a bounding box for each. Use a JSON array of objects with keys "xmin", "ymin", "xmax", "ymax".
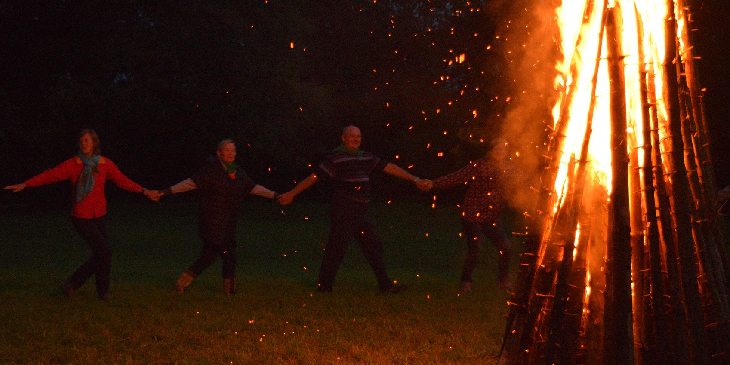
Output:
[
  {"xmin": 223, "ymin": 278, "xmax": 235, "ymax": 295},
  {"xmin": 175, "ymin": 271, "xmax": 195, "ymax": 293},
  {"xmin": 62, "ymin": 281, "xmax": 76, "ymax": 298}
]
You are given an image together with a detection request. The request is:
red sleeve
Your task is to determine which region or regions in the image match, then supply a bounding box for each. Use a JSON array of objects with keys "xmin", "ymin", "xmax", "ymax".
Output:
[
  {"xmin": 23, "ymin": 158, "xmax": 75, "ymax": 187},
  {"xmin": 105, "ymin": 158, "xmax": 144, "ymax": 193},
  {"xmin": 433, "ymin": 162, "xmax": 478, "ymax": 190}
]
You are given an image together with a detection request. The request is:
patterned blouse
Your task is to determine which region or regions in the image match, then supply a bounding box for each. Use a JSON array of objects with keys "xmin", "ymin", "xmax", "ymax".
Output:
[{"xmin": 433, "ymin": 157, "xmax": 518, "ymax": 224}]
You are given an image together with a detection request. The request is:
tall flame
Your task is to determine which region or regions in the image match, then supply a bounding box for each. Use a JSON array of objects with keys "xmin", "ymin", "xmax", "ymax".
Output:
[
  {"xmin": 550, "ymin": 0, "xmax": 671, "ymax": 212},
  {"xmin": 502, "ymin": 0, "xmax": 726, "ymax": 362},
  {"xmin": 547, "ymin": 0, "xmax": 674, "ymax": 350}
]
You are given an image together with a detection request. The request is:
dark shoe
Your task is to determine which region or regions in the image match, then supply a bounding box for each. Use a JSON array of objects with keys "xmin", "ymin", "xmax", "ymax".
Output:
[
  {"xmin": 175, "ymin": 271, "xmax": 195, "ymax": 293},
  {"xmin": 380, "ymin": 283, "xmax": 407, "ymax": 294},
  {"xmin": 316, "ymin": 283, "xmax": 332, "ymax": 293},
  {"xmin": 459, "ymin": 281, "xmax": 473, "ymax": 295},
  {"xmin": 223, "ymin": 278, "xmax": 235, "ymax": 295},
  {"xmin": 499, "ymin": 278, "xmax": 513, "ymax": 292},
  {"xmin": 62, "ymin": 282, "xmax": 75, "ymax": 299}
]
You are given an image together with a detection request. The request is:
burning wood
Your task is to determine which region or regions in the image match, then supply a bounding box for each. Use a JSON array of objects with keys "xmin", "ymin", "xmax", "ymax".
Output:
[{"xmin": 499, "ymin": 1, "xmax": 730, "ymax": 364}]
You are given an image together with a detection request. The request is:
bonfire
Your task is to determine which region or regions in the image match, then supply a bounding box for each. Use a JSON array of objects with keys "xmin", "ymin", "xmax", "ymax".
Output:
[{"xmin": 499, "ymin": 0, "xmax": 730, "ymax": 364}]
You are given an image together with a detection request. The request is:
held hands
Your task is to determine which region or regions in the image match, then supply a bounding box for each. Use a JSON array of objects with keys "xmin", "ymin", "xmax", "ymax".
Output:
[
  {"xmin": 277, "ymin": 191, "xmax": 295, "ymax": 206},
  {"xmin": 143, "ymin": 189, "xmax": 162, "ymax": 202},
  {"xmin": 415, "ymin": 179, "xmax": 433, "ymax": 192},
  {"xmin": 3, "ymin": 183, "xmax": 26, "ymax": 193}
]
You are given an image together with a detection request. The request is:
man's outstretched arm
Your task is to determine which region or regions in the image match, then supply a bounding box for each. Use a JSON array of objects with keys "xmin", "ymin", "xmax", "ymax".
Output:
[
  {"xmin": 278, "ymin": 173, "xmax": 318, "ymax": 205},
  {"xmin": 383, "ymin": 163, "xmax": 429, "ymax": 190}
]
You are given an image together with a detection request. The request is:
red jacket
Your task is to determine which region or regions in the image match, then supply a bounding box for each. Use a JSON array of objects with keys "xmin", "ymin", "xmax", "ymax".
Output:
[{"xmin": 24, "ymin": 156, "xmax": 143, "ymax": 218}]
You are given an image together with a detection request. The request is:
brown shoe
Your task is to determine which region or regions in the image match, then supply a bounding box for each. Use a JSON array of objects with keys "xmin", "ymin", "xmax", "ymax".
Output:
[
  {"xmin": 62, "ymin": 282, "xmax": 75, "ymax": 298},
  {"xmin": 380, "ymin": 283, "xmax": 407, "ymax": 294},
  {"xmin": 223, "ymin": 278, "xmax": 235, "ymax": 295},
  {"xmin": 175, "ymin": 271, "xmax": 195, "ymax": 293},
  {"xmin": 499, "ymin": 278, "xmax": 513, "ymax": 292},
  {"xmin": 460, "ymin": 281, "xmax": 473, "ymax": 295}
]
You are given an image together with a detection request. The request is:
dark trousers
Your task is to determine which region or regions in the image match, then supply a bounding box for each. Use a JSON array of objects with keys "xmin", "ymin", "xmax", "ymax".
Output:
[
  {"xmin": 69, "ymin": 216, "xmax": 111, "ymax": 298},
  {"xmin": 461, "ymin": 219, "xmax": 511, "ymax": 284},
  {"xmin": 187, "ymin": 240, "xmax": 236, "ymax": 279},
  {"xmin": 318, "ymin": 201, "xmax": 391, "ymax": 291}
]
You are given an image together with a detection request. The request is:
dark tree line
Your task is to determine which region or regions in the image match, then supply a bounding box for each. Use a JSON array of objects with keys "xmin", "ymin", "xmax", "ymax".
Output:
[
  {"xmin": 2, "ymin": 0, "xmax": 728, "ymax": 205},
  {"xmin": 1, "ymin": 0, "xmax": 512, "ymax": 202}
]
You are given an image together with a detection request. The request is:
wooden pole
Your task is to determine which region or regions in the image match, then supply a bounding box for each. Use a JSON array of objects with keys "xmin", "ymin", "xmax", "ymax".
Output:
[
  {"xmin": 674, "ymin": 0, "xmax": 730, "ymax": 318},
  {"xmin": 559, "ymin": 214, "xmax": 592, "ymax": 364},
  {"xmin": 677, "ymin": 0, "xmax": 730, "ymax": 358},
  {"xmin": 636, "ymin": 8, "xmax": 668, "ymax": 361},
  {"xmin": 521, "ymin": 157, "xmax": 579, "ymax": 362},
  {"xmin": 551, "ymin": 45, "xmax": 606, "ymax": 364},
  {"xmin": 604, "ymin": 6, "xmax": 633, "ymax": 364},
  {"xmin": 629, "ymin": 146, "xmax": 649, "ymax": 364},
  {"xmin": 682, "ymin": 0, "xmax": 730, "ymax": 305},
  {"xmin": 675, "ymin": 0, "xmax": 721, "ymax": 204},
  {"xmin": 545, "ymin": 155, "xmax": 583, "ymax": 363},
  {"xmin": 499, "ymin": 1, "xmax": 608, "ymax": 362},
  {"xmin": 647, "ymin": 55, "xmax": 690, "ymax": 365},
  {"xmin": 662, "ymin": 1, "xmax": 708, "ymax": 362}
]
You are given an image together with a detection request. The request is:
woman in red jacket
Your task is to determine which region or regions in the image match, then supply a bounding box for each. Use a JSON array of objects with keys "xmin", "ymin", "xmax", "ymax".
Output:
[{"xmin": 4, "ymin": 129, "xmax": 155, "ymax": 300}]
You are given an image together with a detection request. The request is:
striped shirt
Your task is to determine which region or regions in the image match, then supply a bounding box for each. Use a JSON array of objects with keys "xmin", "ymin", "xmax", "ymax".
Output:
[{"xmin": 316, "ymin": 150, "xmax": 388, "ymax": 203}]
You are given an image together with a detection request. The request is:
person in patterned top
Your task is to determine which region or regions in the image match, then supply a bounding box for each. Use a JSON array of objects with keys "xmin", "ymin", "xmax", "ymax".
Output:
[
  {"xmin": 421, "ymin": 140, "xmax": 517, "ymax": 294},
  {"xmin": 4, "ymin": 129, "xmax": 156, "ymax": 300},
  {"xmin": 279, "ymin": 125, "xmax": 429, "ymax": 293}
]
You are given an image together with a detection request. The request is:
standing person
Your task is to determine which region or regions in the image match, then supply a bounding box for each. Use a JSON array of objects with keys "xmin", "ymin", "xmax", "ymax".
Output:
[
  {"xmin": 3, "ymin": 129, "xmax": 156, "ymax": 300},
  {"xmin": 156, "ymin": 139, "xmax": 280, "ymax": 295},
  {"xmin": 420, "ymin": 140, "xmax": 517, "ymax": 294},
  {"xmin": 278, "ymin": 125, "xmax": 428, "ymax": 293}
]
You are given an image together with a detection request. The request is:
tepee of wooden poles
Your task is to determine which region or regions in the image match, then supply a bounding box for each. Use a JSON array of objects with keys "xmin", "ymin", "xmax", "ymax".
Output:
[{"xmin": 498, "ymin": 1, "xmax": 730, "ymax": 364}]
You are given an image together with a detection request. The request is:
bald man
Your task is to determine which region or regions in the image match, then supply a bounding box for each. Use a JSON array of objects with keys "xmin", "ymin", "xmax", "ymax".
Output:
[{"xmin": 279, "ymin": 126, "xmax": 430, "ymax": 293}]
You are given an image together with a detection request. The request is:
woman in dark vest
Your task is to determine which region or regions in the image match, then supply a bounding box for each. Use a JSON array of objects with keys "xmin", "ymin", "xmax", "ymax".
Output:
[
  {"xmin": 4, "ymin": 129, "xmax": 155, "ymax": 300},
  {"xmin": 158, "ymin": 139, "xmax": 280, "ymax": 294}
]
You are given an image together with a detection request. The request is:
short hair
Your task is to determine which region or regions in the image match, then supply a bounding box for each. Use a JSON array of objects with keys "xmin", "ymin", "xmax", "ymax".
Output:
[
  {"xmin": 342, "ymin": 125, "xmax": 360, "ymax": 136},
  {"xmin": 217, "ymin": 139, "xmax": 235, "ymax": 151},
  {"xmin": 78, "ymin": 129, "xmax": 101, "ymax": 155}
]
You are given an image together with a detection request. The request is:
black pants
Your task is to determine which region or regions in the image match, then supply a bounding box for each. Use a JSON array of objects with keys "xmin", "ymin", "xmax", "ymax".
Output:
[
  {"xmin": 317, "ymin": 201, "xmax": 391, "ymax": 291},
  {"xmin": 461, "ymin": 219, "xmax": 511, "ymax": 284},
  {"xmin": 187, "ymin": 238, "xmax": 236, "ymax": 279},
  {"xmin": 69, "ymin": 216, "xmax": 111, "ymax": 298}
]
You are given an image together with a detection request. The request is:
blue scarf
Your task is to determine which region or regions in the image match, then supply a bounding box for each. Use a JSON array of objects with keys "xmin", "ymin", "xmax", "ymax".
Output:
[
  {"xmin": 76, "ymin": 154, "xmax": 100, "ymax": 202},
  {"xmin": 222, "ymin": 161, "xmax": 238, "ymax": 174}
]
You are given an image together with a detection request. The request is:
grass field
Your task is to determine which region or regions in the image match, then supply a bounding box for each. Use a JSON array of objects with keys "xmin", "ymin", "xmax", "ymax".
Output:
[{"xmin": 0, "ymin": 199, "xmax": 513, "ymax": 364}]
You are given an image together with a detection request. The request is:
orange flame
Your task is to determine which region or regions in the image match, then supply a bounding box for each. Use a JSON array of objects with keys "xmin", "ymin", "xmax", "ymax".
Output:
[{"xmin": 551, "ymin": 0, "xmax": 670, "ymax": 213}]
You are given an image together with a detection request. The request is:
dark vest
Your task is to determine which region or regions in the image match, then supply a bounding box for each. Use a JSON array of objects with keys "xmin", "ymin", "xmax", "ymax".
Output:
[{"xmin": 192, "ymin": 157, "xmax": 255, "ymax": 244}]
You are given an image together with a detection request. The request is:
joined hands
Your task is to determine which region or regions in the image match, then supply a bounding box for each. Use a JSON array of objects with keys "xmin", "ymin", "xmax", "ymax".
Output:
[
  {"xmin": 416, "ymin": 179, "xmax": 433, "ymax": 192},
  {"xmin": 3, "ymin": 183, "xmax": 27, "ymax": 193},
  {"xmin": 143, "ymin": 189, "xmax": 162, "ymax": 202}
]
